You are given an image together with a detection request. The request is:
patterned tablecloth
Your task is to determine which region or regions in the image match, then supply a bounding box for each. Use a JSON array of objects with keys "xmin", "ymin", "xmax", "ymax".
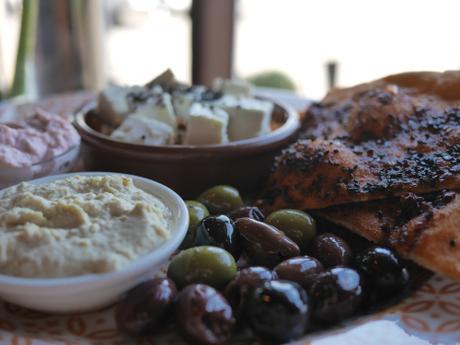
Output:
[{"xmin": 0, "ymin": 275, "xmax": 459, "ymax": 345}]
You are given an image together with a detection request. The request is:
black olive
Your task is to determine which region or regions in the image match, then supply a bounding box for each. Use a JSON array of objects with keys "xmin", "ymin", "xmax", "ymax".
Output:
[
  {"xmin": 228, "ymin": 206, "xmax": 265, "ymax": 222},
  {"xmin": 310, "ymin": 267, "xmax": 362, "ymax": 325},
  {"xmin": 355, "ymin": 246, "xmax": 410, "ymax": 297},
  {"xmin": 235, "ymin": 218, "xmax": 300, "ymax": 267},
  {"xmin": 274, "ymin": 256, "xmax": 324, "ymax": 291},
  {"xmin": 175, "ymin": 284, "xmax": 235, "ymax": 345},
  {"xmin": 194, "ymin": 215, "xmax": 241, "ymax": 259},
  {"xmin": 310, "ymin": 233, "xmax": 353, "ymax": 268},
  {"xmin": 248, "ymin": 280, "xmax": 310, "ymax": 343},
  {"xmin": 115, "ymin": 278, "xmax": 177, "ymax": 336},
  {"xmin": 224, "ymin": 267, "xmax": 277, "ymax": 321}
]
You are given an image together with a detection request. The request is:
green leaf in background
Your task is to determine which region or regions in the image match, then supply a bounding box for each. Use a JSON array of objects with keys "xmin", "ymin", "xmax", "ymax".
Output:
[
  {"xmin": 247, "ymin": 70, "xmax": 297, "ymax": 91},
  {"xmin": 9, "ymin": 0, "xmax": 39, "ymax": 99}
]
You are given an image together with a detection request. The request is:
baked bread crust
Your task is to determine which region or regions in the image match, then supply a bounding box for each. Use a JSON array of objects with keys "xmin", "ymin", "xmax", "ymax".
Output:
[
  {"xmin": 315, "ymin": 190, "xmax": 460, "ymax": 281},
  {"xmin": 268, "ymin": 71, "xmax": 460, "ymax": 210}
]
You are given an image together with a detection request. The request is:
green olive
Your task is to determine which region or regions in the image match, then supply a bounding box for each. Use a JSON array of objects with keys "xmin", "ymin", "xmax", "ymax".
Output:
[
  {"xmin": 266, "ymin": 209, "xmax": 316, "ymax": 251},
  {"xmin": 197, "ymin": 185, "xmax": 243, "ymax": 214},
  {"xmin": 181, "ymin": 201, "xmax": 210, "ymax": 249},
  {"xmin": 167, "ymin": 246, "xmax": 237, "ymax": 288}
]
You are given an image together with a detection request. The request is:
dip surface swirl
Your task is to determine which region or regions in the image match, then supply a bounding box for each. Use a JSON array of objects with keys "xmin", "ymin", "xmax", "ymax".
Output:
[{"xmin": 0, "ymin": 175, "xmax": 171, "ymax": 278}]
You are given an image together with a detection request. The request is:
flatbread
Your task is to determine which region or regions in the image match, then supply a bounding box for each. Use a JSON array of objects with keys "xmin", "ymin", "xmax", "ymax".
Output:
[
  {"xmin": 267, "ymin": 71, "xmax": 460, "ymax": 210},
  {"xmin": 315, "ymin": 190, "xmax": 460, "ymax": 282}
]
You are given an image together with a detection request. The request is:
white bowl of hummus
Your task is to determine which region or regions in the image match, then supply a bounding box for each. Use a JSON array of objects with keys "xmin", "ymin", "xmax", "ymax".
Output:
[{"xmin": 0, "ymin": 172, "xmax": 188, "ymax": 313}]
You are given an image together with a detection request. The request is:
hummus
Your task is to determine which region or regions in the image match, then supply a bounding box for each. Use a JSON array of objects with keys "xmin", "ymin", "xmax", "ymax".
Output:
[{"xmin": 0, "ymin": 175, "xmax": 171, "ymax": 278}]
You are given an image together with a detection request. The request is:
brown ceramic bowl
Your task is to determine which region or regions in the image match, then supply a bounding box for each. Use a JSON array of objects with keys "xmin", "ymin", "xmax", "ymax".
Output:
[{"xmin": 74, "ymin": 99, "xmax": 300, "ymax": 198}]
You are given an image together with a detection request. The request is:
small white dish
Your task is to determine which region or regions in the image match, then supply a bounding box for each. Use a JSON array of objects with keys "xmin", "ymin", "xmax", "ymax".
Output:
[
  {"xmin": 0, "ymin": 144, "xmax": 81, "ymax": 189},
  {"xmin": 0, "ymin": 172, "xmax": 189, "ymax": 314}
]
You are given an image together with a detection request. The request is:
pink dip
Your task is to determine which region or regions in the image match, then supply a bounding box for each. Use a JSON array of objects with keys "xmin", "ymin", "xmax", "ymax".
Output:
[{"xmin": 0, "ymin": 110, "xmax": 80, "ymax": 168}]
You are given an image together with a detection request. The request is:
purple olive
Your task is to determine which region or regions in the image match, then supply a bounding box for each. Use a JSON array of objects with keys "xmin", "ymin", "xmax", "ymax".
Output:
[
  {"xmin": 235, "ymin": 217, "xmax": 300, "ymax": 267},
  {"xmin": 249, "ymin": 280, "xmax": 310, "ymax": 342},
  {"xmin": 310, "ymin": 267, "xmax": 363, "ymax": 324},
  {"xmin": 274, "ymin": 256, "xmax": 324, "ymax": 291},
  {"xmin": 224, "ymin": 266, "xmax": 277, "ymax": 320},
  {"xmin": 310, "ymin": 233, "xmax": 353, "ymax": 268},
  {"xmin": 176, "ymin": 284, "xmax": 235, "ymax": 345},
  {"xmin": 228, "ymin": 206, "xmax": 265, "ymax": 222},
  {"xmin": 115, "ymin": 278, "xmax": 177, "ymax": 336}
]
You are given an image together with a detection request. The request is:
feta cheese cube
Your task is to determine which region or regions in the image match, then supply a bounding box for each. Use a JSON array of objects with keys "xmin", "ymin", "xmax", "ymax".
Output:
[
  {"xmin": 172, "ymin": 86, "xmax": 216, "ymax": 124},
  {"xmin": 132, "ymin": 93, "xmax": 177, "ymax": 130},
  {"xmin": 183, "ymin": 103, "xmax": 229, "ymax": 145},
  {"xmin": 149, "ymin": 84, "xmax": 164, "ymax": 95},
  {"xmin": 172, "ymin": 92, "xmax": 195, "ymax": 123},
  {"xmin": 97, "ymin": 85, "xmax": 145, "ymax": 125},
  {"xmin": 110, "ymin": 114, "xmax": 174, "ymax": 145},
  {"xmin": 213, "ymin": 78, "xmax": 253, "ymax": 97},
  {"xmin": 214, "ymin": 96, "xmax": 273, "ymax": 141}
]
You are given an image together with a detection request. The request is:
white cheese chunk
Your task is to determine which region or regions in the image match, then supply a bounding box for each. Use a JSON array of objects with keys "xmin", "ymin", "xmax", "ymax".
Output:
[
  {"xmin": 172, "ymin": 86, "xmax": 211, "ymax": 124},
  {"xmin": 213, "ymin": 78, "xmax": 253, "ymax": 97},
  {"xmin": 97, "ymin": 85, "xmax": 145, "ymax": 125},
  {"xmin": 172, "ymin": 92, "xmax": 194, "ymax": 123},
  {"xmin": 183, "ymin": 103, "xmax": 229, "ymax": 145},
  {"xmin": 110, "ymin": 114, "xmax": 174, "ymax": 145},
  {"xmin": 132, "ymin": 93, "xmax": 177, "ymax": 130},
  {"xmin": 214, "ymin": 96, "xmax": 273, "ymax": 141},
  {"xmin": 149, "ymin": 84, "xmax": 164, "ymax": 95}
]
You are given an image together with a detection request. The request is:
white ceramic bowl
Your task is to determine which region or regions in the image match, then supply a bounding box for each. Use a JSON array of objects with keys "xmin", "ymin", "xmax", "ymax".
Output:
[{"xmin": 0, "ymin": 172, "xmax": 189, "ymax": 314}]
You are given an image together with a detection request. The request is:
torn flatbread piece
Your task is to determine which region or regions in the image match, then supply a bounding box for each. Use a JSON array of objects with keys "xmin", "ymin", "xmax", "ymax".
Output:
[
  {"xmin": 267, "ymin": 71, "xmax": 460, "ymax": 210},
  {"xmin": 315, "ymin": 190, "xmax": 460, "ymax": 282}
]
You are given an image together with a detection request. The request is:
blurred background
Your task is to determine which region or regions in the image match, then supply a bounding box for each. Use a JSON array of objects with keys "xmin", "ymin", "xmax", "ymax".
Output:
[{"xmin": 1, "ymin": 0, "xmax": 460, "ymax": 101}]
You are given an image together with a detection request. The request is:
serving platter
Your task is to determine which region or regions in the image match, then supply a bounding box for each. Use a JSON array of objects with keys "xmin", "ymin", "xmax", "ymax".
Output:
[
  {"xmin": 1, "ymin": 89, "xmax": 460, "ymax": 345},
  {"xmin": 0, "ymin": 273, "xmax": 459, "ymax": 345}
]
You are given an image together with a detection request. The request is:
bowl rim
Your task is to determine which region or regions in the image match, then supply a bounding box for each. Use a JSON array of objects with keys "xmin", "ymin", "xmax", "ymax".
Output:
[
  {"xmin": 73, "ymin": 97, "xmax": 300, "ymax": 154},
  {"xmin": 0, "ymin": 171, "xmax": 189, "ymax": 290},
  {"xmin": 30, "ymin": 144, "xmax": 81, "ymax": 167},
  {"xmin": 0, "ymin": 144, "xmax": 81, "ymax": 171}
]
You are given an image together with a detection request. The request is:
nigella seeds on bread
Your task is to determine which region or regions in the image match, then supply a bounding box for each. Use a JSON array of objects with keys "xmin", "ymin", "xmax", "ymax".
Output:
[
  {"xmin": 267, "ymin": 71, "xmax": 460, "ymax": 210},
  {"xmin": 265, "ymin": 71, "xmax": 460, "ymax": 283}
]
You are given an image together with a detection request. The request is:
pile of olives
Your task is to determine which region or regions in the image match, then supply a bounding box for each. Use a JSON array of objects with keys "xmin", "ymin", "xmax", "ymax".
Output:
[{"xmin": 115, "ymin": 185, "xmax": 412, "ymax": 344}]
